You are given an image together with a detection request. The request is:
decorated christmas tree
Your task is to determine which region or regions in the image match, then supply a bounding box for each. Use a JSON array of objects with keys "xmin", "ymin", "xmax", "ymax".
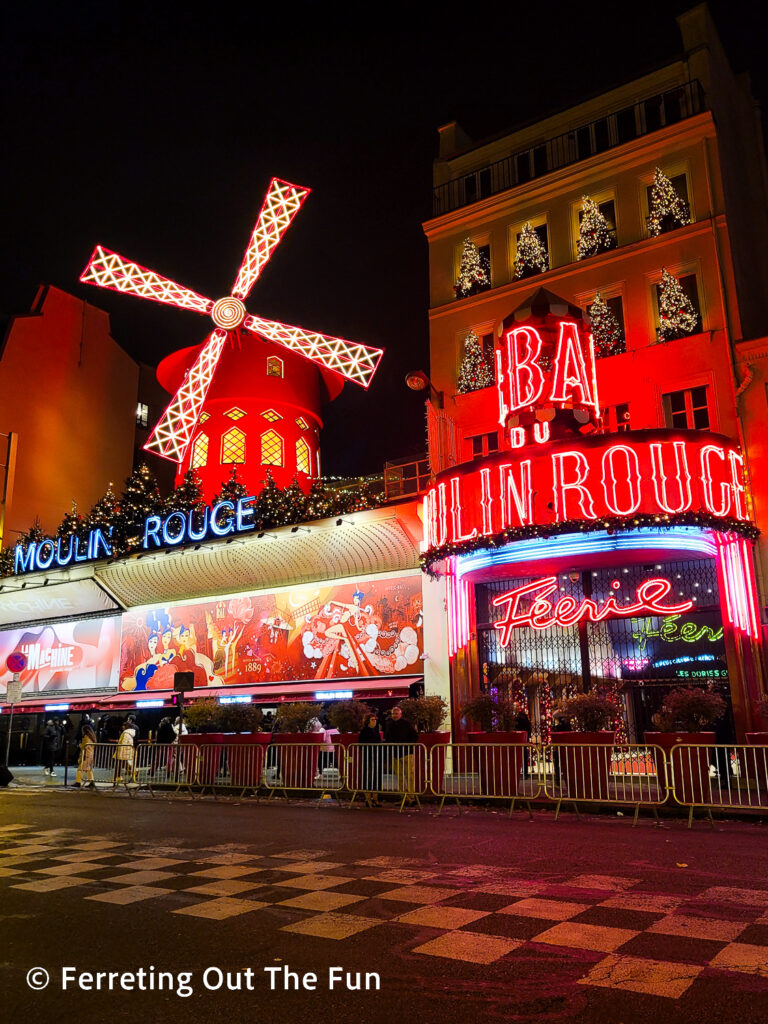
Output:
[
  {"xmin": 84, "ymin": 484, "xmax": 120, "ymax": 536},
  {"xmin": 648, "ymin": 168, "xmax": 691, "ymax": 236},
  {"xmin": 251, "ymin": 470, "xmax": 288, "ymax": 529},
  {"xmin": 577, "ymin": 196, "xmax": 615, "ymax": 260},
  {"xmin": 514, "ymin": 222, "xmax": 549, "ymax": 279},
  {"xmin": 657, "ymin": 268, "xmax": 699, "ymax": 342},
  {"xmin": 0, "ymin": 517, "xmax": 45, "ymax": 574},
  {"xmin": 457, "ymin": 330, "xmax": 494, "ymax": 393},
  {"xmin": 168, "ymin": 468, "xmax": 206, "ymax": 520},
  {"xmin": 112, "ymin": 463, "xmax": 164, "ymax": 555},
  {"xmin": 588, "ymin": 293, "xmax": 625, "ymax": 358},
  {"xmin": 56, "ymin": 501, "xmax": 88, "ymax": 542},
  {"xmin": 211, "ymin": 465, "xmax": 249, "ymax": 528},
  {"xmin": 304, "ymin": 478, "xmax": 335, "ymax": 521},
  {"xmin": 454, "ymin": 239, "xmax": 490, "ymax": 298}
]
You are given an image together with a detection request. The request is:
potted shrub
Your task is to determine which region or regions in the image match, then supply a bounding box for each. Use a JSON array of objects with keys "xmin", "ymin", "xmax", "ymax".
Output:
[
  {"xmin": 644, "ymin": 687, "xmax": 726, "ymax": 805},
  {"xmin": 459, "ymin": 693, "xmax": 527, "ymax": 796},
  {"xmin": 551, "ymin": 693, "xmax": 617, "ymax": 801},
  {"xmin": 397, "ymin": 695, "xmax": 450, "ymax": 792},
  {"xmin": 747, "ymin": 696, "xmax": 768, "ymax": 745},
  {"xmin": 326, "ymin": 699, "xmax": 373, "ymax": 749},
  {"xmin": 219, "ymin": 703, "xmax": 265, "ymax": 788},
  {"xmin": 272, "ymin": 701, "xmax": 324, "ymax": 789},
  {"xmin": 180, "ymin": 698, "xmax": 225, "ymax": 786}
]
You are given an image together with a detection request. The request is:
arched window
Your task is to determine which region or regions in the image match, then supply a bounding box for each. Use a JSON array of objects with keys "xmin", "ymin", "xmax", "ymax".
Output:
[
  {"xmin": 266, "ymin": 356, "xmax": 284, "ymax": 378},
  {"xmin": 296, "ymin": 437, "xmax": 311, "ymax": 475},
  {"xmin": 261, "ymin": 429, "xmax": 283, "ymax": 467},
  {"xmin": 191, "ymin": 433, "xmax": 209, "ymax": 468},
  {"xmin": 221, "ymin": 427, "xmax": 246, "ymax": 464}
]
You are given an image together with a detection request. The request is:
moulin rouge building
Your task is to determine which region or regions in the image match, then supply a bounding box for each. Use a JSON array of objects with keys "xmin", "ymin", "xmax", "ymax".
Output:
[{"xmin": 421, "ymin": 6, "xmax": 768, "ymax": 741}]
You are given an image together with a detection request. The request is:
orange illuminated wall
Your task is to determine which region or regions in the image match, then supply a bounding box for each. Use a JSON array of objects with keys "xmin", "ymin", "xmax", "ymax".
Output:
[{"xmin": 0, "ymin": 285, "xmax": 139, "ymax": 540}]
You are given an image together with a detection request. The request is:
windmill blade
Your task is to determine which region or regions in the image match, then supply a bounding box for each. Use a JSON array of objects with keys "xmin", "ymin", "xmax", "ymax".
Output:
[
  {"xmin": 81, "ymin": 246, "xmax": 213, "ymax": 316},
  {"xmin": 230, "ymin": 178, "xmax": 310, "ymax": 301},
  {"xmin": 143, "ymin": 329, "xmax": 229, "ymax": 463},
  {"xmin": 242, "ymin": 314, "xmax": 383, "ymax": 388}
]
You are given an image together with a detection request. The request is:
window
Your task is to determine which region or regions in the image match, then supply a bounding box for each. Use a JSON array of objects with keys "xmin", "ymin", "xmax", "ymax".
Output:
[
  {"xmin": 136, "ymin": 402, "xmax": 149, "ymax": 428},
  {"xmin": 654, "ymin": 273, "xmax": 701, "ymax": 337},
  {"xmin": 260, "ymin": 429, "xmax": 283, "ymax": 467},
  {"xmin": 224, "ymin": 407, "xmax": 246, "ymax": 420},
  {"xmin": 296, "ymin": 438, "xmax": 311, "ymax": 475},
  {"xmin": 295, "ymin": 416, "xmax": 309, "ymax": 430},
  {"xmin": 615, "ymin": 105, "xmax": 638, "ymax": 145},
  {"xmin": 261, "ymin": 409, "xmax": 282, "ymax": 422},
  {"xmin": 480, "ymin": 332, "xmax": 494, "ymax": 366},
  {"xmin": 646, "ymin": 173, "xmax": 690, "ymax": 234},
  {"xmin": 478, "ymin": 244, "xmax": 491, "ymax": 287},
  {"xmin": 266, "ymin": 356, "xmax": 284, "ymax": 378},
  {"xmin": 578, "ymin": 199, "xmax": 617, "ymax": 249},
  {"xmin": 598, "ymin": 404, "xmax": 631, "ymax": 434},
  {"xmin": 198, "ymin": 412, "xmax": 210, "ymax": 424},
  {"xmin": 468, "ymin": 432, "xmax": 499, "ymax": 460},
  {"xmin": 221, "ymin": 427, "xmax": 246, "ymax": 464},
  {"xmin": 663, "ymin": 387, "xmax": 710, "ymax": 430},
  {"xmin": 191, "ymin": 433, "xmax": 209, "ymax": 468}
]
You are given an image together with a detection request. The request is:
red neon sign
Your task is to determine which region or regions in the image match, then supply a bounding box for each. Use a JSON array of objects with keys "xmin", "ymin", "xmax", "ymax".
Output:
[
  {"xmin": 497, "ymin": 320, "xmax": 599, "ymax": 429},
  {"xmin": 423, "ymin": 431, "xmax": 748, "ymax": 551},
  {"xmin": 492, "ymin": 576, "xmax": 695, "ymax": 645}
]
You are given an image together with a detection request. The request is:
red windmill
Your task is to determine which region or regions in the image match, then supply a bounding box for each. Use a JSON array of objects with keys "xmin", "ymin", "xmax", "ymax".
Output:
[{"xmin": 81, "ymin": 178, "xmax": 384, "ymax": 499}]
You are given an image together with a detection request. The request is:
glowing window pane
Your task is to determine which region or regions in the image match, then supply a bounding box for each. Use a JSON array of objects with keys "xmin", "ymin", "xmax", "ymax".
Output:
[
  {"xmin": 191, "ymin": 433, "xmax": 209, "ymax": 468},
  {"xmin": 296, "ymin": 438, "xmax": 311, "ymax": 475},
  {"xmin": 225, "ymin": 407, "xmax": 246, "ymax": 420},
  {"xmin": 296, "ymin": 416, "xmax": 309, "ymax": 429},
  {"xmin": 221, "ymin": 427, "xmax": 246, "ymax": 464},
  {"xmin": 266, "ymin": 356, "xmax": 284, "ymax": 378},
  {"xmin": 261, "ymin": 429, "xmax": 283, "ymax": 466},
  {"xmin": 262, "ymin": 409, "xmax": 282, "ymax": 422},
  {"xmin": 198, "ymin": 412, "xmax": 211, "ymax": 424}
]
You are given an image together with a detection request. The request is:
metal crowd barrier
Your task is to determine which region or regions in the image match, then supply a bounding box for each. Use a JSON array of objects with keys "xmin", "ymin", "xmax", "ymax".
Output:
[
  {"xmin": 431, "ymin": 743, "xmax": 543, "ymax": 817},
  {"xmin": 345, "ymin": 742, "xmax": 429, "ymax": 811},
  {"xmin": 70, "ymin": 739, "xmax": 768, "ymax": 828},
  {"xmin": 543, "ymin": 742, "xmax": 668, "ymax": 824},
  {"xmin": 668, "ymin": 744, "xmax": 768, "ymax": 827}
]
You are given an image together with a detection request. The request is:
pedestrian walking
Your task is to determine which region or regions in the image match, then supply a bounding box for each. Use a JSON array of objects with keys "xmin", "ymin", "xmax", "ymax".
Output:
[
  {"xmin": 384, "ymin": 706, "xmax": 418, "ymax": 804},
  {"xmin": 41, "ymin": 720, "xmax": 61, "ymax": 776},
  {"xmin": 115, "ymin": 719, "xmax": 137, "ymax": 783},
  {"xmin": 75, "ymin": 725, "xmax": 97, "ymax": 788},
  {"xmin": 359, "ymin": 713, "xmax": 382, "ymax": 807}
]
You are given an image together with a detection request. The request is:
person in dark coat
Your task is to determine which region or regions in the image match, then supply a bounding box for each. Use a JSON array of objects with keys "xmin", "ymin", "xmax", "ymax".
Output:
[
  {"xmin": 384, "ymin": 706, "xmax": 419, "ymax": 804},
  {"xmin": 551, "ymin": 712, "xmax": 572, "ymax": 787},
  {"xmin": 156, "ymin": 717, "xmax": 175, "ymax": 745},
  {"xmin": 515, "ymin": 705, "xmax": 532, "ymax": 778},
  {"xmin": 359, "ymin": 713, "xmax": 383, "ymax": 807},
  {"xmin": 41, "ymin": 720, "xmax": 61, "ymax": 776}
]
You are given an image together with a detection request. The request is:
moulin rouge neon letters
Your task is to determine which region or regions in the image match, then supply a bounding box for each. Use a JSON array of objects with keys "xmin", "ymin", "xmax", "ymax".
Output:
[{"xmin": 492, "ymin": 575, "xmax": 695, "ymax": 644}]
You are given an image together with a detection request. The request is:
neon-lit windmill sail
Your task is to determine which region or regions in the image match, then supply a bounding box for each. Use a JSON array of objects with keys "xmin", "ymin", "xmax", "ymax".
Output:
[{"xmin": 80, "ymin": 177, "xmax": 384, "ymax": 464}]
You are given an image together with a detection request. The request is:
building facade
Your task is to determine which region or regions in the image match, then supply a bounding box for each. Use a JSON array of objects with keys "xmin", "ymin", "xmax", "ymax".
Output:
[{"xmin": 422, "ymin": 5, "xmax": 768, "ymax": 740}]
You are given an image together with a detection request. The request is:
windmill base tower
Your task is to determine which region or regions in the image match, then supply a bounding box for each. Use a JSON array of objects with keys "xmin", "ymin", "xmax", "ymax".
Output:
[{"xmin": 156, "ymin": 337, "xmax": 344, "ymax": 500}]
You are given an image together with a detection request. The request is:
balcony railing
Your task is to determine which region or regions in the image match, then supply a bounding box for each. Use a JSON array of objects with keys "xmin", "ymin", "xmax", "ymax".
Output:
[{"xmin": 432, "ymin": 80, "xmax": 706, "ymax": 217}]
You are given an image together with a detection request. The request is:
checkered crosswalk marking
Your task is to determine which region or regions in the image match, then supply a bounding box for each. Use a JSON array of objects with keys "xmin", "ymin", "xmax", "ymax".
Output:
[{"xmin": 2, "ymin": 822, "xmax": 768, "ymax": 999}]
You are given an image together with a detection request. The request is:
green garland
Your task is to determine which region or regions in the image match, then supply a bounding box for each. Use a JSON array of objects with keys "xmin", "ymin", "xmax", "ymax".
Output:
[{"xmin": 420, "ymin": 511, "xmax": 760, "ymax": 577}]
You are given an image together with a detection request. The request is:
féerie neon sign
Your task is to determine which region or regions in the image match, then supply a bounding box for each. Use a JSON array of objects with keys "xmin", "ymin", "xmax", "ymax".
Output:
[{"xmin": 492, "ymin": 575, "xmax": 694, "ymax": 644}]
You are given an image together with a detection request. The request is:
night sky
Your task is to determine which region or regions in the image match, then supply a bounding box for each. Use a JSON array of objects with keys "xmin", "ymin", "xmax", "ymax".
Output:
[{"xmin": 2, "ymin": 1, "xmax": 765, "ymax": 478}]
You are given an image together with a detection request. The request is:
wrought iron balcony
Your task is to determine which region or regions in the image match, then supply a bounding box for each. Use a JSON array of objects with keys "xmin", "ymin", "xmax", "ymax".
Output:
[{"xmin": 432, "ymin": 80, "xmax": 706, "ymax": 217}]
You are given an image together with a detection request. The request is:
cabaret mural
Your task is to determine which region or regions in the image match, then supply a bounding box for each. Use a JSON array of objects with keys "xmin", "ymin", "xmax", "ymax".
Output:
[
  {"xmin": 0, "ymin": 617, "xmax": 122, "ymax": 694},
  {"xmin": 119, "ymin": 575, "xmax": 424, "ymax": 692}
]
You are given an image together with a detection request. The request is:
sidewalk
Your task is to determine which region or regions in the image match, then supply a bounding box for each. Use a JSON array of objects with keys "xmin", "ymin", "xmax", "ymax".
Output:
[{"xmin": 3, "ymin": 765, "xmax": 73, "ymax": 788}]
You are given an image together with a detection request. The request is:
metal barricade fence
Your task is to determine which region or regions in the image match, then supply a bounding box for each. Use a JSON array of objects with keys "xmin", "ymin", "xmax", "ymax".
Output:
[
  {"xmin": 345, "ymin": 743, "xmax": 428, "ymax": 809},
  {"xmin": 261, "ymin": 742, "xmax": 345, "ymax": 800},
  {"xmin": 79, "ymin": 742, "xmax": 119, "ymax": 786},
  {"xmin": 132, "ymin": 742, "xmax": 190, "ymax": 793},
  {"xmin": 431, "ymin": 743, "xmax": 543, "ymax": 816},
  {"xmin": 543, "ymin": 742, "xmax": 669, "ymax": 824},
  {"xmin": 668, "ymin": 744, "xmax": 768, "ymax": 827}
]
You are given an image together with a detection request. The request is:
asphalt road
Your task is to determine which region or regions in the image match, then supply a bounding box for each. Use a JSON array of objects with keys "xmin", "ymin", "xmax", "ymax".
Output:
[{"xmin": 2, "ymin": 790, "xmax": 768, "ymax": 1023}]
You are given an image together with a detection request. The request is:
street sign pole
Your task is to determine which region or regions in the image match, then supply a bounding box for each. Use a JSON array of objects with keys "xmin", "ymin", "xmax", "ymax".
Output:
[{"xmin": 4, "ymin": 673, "xmax": 21, "ymax": 768}]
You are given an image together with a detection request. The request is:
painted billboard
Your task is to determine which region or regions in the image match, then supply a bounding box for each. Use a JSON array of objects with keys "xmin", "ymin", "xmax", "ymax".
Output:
[
  {"xmin": 0, "ymin": 616, "xmax": 122, "ymax": 695},
  {"xmin": 119, "ymin": 575, "xmax": 424, "ymax": 692}
]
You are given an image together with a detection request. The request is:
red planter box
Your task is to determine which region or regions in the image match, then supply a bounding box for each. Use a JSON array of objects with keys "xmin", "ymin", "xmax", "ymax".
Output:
[{"xmin": 645, "ymin": 732, "xmax": 714, "ymax": 805}]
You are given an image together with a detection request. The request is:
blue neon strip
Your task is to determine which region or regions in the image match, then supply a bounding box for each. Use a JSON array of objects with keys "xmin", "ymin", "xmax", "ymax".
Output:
[{"xmin": 456, "ymin": 527, "xmax": 716, "ymax": 576}]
